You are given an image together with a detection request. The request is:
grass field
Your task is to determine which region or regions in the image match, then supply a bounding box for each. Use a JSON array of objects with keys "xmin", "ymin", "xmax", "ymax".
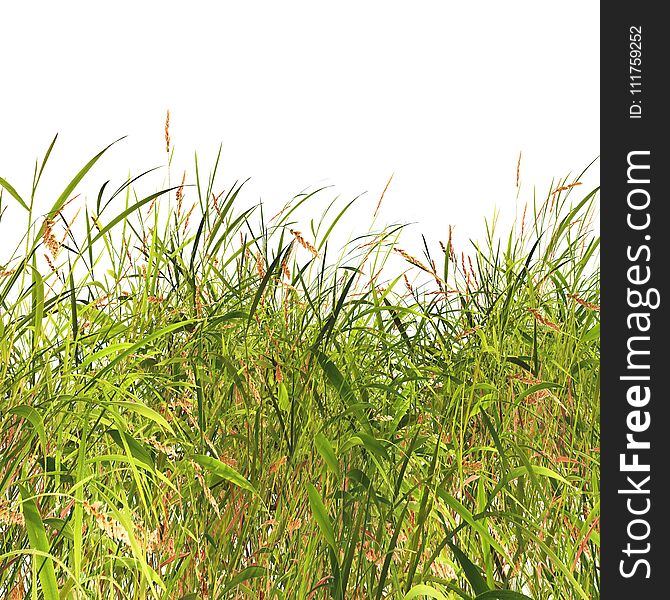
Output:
[{"xmin": 0, "ymin": 138, "xmax": 600, "ymax": 599}]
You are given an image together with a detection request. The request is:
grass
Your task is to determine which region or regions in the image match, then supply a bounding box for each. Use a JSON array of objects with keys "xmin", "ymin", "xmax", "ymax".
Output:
[{"xmin": 0, "ymin": 138, "xmax": 599, "ymax": 599}]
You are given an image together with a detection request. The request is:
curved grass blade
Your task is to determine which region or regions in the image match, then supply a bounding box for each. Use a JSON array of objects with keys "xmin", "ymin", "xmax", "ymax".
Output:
[
  {"xmin": 0, "ymin": 176, "xmax": 29, "ymax": 211},
  {"xmin": 447, "ymin": 540, "xmax": 489, "ymax": 596},
  {"xmin": 42, "ymin": 137, "xmax": 125, "ymax": 226},
  {"xmin": 9, "ymin": 405, "xmax": 47, "ymax": 455},
  {"xmin": 404, "ymin": 585, "xmax": 451, "ymax": 600},
  {"xmin": 19, "ymin": 486, "xmax": 59, "ymax": 600},
  {"xmin": 221, "ymin": 566, "xmax": 266, "ymax": 596},
  {"xmin": 315, "ymin": 432, "xmax": 341, "ymax": 478},
  {"xmin": 307, "ymin": 482, "xmax": 337, "ymax": 551},
  {"xmin": 190, "ymin": 454, "xmax": 259, "ymax": 498}
]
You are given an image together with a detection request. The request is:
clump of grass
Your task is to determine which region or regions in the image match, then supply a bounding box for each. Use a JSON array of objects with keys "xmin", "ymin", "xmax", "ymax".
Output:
[{"xmin": 0, "ymin": 138, "xmax": 599, "ymax": 599}]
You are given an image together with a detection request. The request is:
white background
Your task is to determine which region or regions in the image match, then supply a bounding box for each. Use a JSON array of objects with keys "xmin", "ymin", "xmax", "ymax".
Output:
[{"xmin": 1, "ymin": 1, "xmax": 598, "ymax": 261}]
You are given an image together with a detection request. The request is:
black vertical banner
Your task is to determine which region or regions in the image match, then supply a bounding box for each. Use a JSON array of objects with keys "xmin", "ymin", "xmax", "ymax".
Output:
[{"xmin": 602, "ymin": 5, "xmax": 668, "ymax": 597}]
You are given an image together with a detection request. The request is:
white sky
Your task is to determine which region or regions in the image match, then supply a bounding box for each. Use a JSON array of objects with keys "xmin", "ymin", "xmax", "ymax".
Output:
[{"xmin": 1, "ymin": 1, "xmax": 598, "ymax": 262}]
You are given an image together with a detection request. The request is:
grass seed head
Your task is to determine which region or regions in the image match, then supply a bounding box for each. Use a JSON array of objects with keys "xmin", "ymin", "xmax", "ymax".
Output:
[
  {"xmin": 82, "ymin": 501, "xmax": 132, "ymax": 548},
  {"xmin": 0, "ymin": 498, "xmax": 24, "ymax": 527},
  {"xmin": 528, "ymin": 308, "xmax": 561, "ymax": 332},
  {"xmin": 256, "ymin": 251, "xmax": 266, "ymax": 279},
  {"xmin": 290, "ymin": 229, "xmax": 318, "ymax": 257},
  {"xmin": 287, "ymin": 516, "xmax": 302, "ymax": 535},
  {"xmin": 165, "ymin": 109, "xmax": 171, "ymax": 153},
  {"xmin": 191, "ymin": 461, "xmax": 221, "ymax": 518},
  {"xmin": 42, "ymin": 218, "xmax": 61, "ymax": 258},
  {"xmin": 374, "ymin": 172, "xmax": 394, "ymax": 217},
  {"xmin": 568, "ymin": 293, "xmax": 600, "ymax": 311},
  {"xmin": 176, "ymin": 170, "xmax": 186, "ymax": 215}
]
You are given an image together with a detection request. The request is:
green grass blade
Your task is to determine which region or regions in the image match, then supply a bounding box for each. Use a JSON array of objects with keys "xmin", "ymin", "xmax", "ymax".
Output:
[
  {"xmin": 307, "ymin": 482, "xmax": 337, "ymax": 552},
  {"xmin": 0, "ymin": 176, "xmax": 29, "ymax": 211},
  {"xmin": 19, "ymin": 486, "xmax": 60, "ymax": 600},
  {"xmin": 190, "ymin": 454, "xmax": 260, "ymax": 498}
]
